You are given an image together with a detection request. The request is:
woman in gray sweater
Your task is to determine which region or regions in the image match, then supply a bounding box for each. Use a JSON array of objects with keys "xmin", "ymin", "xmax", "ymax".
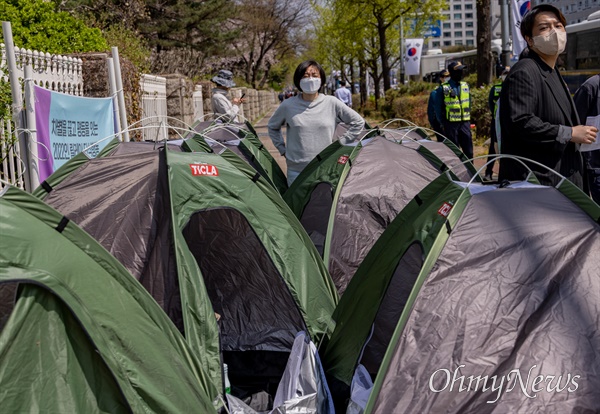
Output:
[{"xmin": 268, "ymin": 60, "xmax": 365, "ymax": 185}]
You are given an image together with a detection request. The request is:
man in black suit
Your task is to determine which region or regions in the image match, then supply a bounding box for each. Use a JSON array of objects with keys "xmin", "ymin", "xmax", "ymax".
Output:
[{"xmin": 498, "ymin": 4, "xmax": 598, "ymax": 189}]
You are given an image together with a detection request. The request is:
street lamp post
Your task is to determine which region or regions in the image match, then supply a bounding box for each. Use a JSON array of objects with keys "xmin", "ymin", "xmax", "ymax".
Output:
[
  {"xmin": 500, "ymin": 0, "xmax": 511, "ymax": 66},
  {"xmin": 399, "ymin": 16, "xmax": 405, "ymax": 84}
]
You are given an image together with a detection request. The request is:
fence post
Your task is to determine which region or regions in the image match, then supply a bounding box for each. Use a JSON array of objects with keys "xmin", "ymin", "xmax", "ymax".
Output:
[
  {"xmin": 23, "ymin": 64, "xmax": 39, "ymax": 189},
  {"xmin": 2, "ymin": 21, "xmax": 31, "ymax": 190},
  {"xmin": 106, "ymin": 57, "xmax": 122, "ymax": 141},
  {"xmin": 111, "ymin": 47, "xmax": 129, "ymax": 142}
]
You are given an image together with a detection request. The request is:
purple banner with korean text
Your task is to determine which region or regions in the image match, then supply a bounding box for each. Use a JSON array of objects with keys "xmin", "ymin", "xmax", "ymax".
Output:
[{"xmin": 34, "ymin": 85, "xmax": 115, "ymax": 181}]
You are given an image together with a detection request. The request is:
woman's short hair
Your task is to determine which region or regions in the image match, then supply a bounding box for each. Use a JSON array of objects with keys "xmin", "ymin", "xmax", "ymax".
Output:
[
  {"xmin": 520, "ymin": 4, "xmax": 567, "ymax": 39},
  {"xmin": 293, "ymin": 60, "xmax": 326, "ymax": 92}
]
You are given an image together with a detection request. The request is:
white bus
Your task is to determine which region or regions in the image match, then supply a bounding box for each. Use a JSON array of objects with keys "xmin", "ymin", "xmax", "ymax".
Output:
[{"xmin": 420, "ymin": 40, "xmax": 503, "ymax": 82}]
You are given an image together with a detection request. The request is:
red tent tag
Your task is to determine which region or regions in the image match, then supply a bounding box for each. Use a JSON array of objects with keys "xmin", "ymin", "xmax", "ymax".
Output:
[
  {"xmin": 190, "ymin": 163, "xmax": 219, "ymax": 176},
  {"xmin": 438, "ymin": 201, "xmax": 453, "ymax": 217},
  {"xmin": 337, "ymin": 155, "xmax": 349, "ymax": 164}
]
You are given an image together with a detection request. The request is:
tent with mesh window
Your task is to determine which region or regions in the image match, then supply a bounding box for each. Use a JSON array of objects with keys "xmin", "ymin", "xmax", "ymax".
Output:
[
  {"xmin": 0, "ymin": 186, "xmax": 216, "ymax": 413},
  {"xmin": 185, "ymin": 120, "xmax": 288, "ymax": 194},
  {"xmin": 283, "ymin": 128, "xmax": 478, "ymax": 296},
  {"xmin": 321, "ymin": 171, "xmax": 600, "ymax": 413},
  {"xmin": 32, "ymin": 140, "xmax": 337, "ymax": 409}
]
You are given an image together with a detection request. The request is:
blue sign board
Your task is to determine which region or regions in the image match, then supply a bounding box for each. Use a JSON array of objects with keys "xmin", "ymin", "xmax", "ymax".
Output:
[
  {"xmin": 423, "ymin": 21, "xmax": 441, "ymax": 38},
  {"xmin": 407, "ymin": 19, "xmax": 441, "ymax": 38}
]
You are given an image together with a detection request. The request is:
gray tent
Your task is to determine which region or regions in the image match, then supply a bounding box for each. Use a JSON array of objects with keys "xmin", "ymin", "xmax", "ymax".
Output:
[
  {"xmin": 322, "ymin": 172, "xmax": 600, "ymax": 412},
  {"xmin": 285, "ymin": 129, "xmax": 477, "ymax": 295}
]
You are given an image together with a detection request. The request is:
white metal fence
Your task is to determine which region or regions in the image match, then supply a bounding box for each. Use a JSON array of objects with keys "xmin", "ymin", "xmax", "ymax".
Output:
[
  {"xmin": 1, "ymin": 42, "xmax": 278, "ymax": 191},
  {"xmin": 140, "ymin": 74, "xmax": 168, "ymax": 141},
  {"xmin": 1, "ymin": 43, "xmax": 83, "ymax": 190}
]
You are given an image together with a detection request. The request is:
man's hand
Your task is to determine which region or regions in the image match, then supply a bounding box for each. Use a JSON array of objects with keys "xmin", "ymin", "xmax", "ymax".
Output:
[{"xmin": 571, "ymin": 125, "xmax": 598, "ymax": 144}]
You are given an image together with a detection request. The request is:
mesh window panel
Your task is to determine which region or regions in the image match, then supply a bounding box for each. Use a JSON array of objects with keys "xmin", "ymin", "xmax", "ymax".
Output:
[
  {"xmin": 183, "ymin": 208, "xmax": 306, "ymax": 352},
  {"xmin": 299, "ymin": 182, "xmax": 334, "ymax": 257},
  {"xmin": 359, "ymin": 242, "xmax": 424, "ymax": 378},
  {"xmin": 0, "ymin": 283, "xmax": 17, "ymax": 331}
]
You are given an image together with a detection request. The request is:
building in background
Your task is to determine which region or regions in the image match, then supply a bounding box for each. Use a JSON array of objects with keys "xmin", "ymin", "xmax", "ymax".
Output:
[
  {"xmin": 533, "ymin": 0, "xmax": 599, "ymax": 24},
  {"xmin": 425, "ymin": 0, "xmax": 501, "ymax": 50}
]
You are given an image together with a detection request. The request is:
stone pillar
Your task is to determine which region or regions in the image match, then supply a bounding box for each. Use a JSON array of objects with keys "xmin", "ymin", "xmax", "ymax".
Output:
[
  {"xmin": 231, "ymin": 87, "xmax": 244, "ymax": 122},
  {"xmin": 193, "ymin": 85, "xmax": 204, "ymax": 122}
]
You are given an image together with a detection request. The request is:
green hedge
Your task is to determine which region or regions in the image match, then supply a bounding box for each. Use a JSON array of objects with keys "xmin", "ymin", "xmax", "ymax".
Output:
[{"xmin": 370, "ymin": 76, "xmax": 495, "ymax": 144}]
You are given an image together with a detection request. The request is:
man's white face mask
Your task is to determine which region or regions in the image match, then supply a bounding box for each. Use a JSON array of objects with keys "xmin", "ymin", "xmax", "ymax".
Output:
[{"xmin": 531, "ymin": 29, "xmax": 567, "ymax": 56}]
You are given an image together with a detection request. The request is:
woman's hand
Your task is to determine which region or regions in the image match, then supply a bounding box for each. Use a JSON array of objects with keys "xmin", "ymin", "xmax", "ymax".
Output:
[{"xmin": 232, "ymin": 97, "xmax": 245, "ymax": 105}]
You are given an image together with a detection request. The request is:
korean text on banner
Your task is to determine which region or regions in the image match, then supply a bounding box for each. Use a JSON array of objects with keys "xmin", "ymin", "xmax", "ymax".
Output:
[
  {"xmin": 510, "ymin": 0, "xmax": 530, "ymax": 57},
  {"xmin": 404, "ymin": 39, "xmax": 424, "ymax": 76},
  {"xmin": 34, "ymin": 85, "xmax": 115, "ymax": 181}
]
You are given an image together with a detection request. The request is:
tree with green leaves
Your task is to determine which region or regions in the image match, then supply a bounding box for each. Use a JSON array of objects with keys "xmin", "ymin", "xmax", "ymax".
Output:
[
  {"xmin": 317, "ymin": 0, "xmax": 445, "ymax": 94},
  {"xmin": 232, "ymin": 0, "xmax": 312, "ymax": 89},
  {"xmin": 54, "ymin": 0, "xmax": 152, "ymax": 71},
  {"xmin": 0, "ymin": 0, "xmax": 108, "ymax": 54},
  {"xmin": 137, "ymin": 0, "xmax": 237, "ymax": 76}
]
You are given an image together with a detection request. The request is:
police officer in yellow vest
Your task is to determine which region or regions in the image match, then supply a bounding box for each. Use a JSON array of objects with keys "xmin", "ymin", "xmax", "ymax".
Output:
[
  {"xmin": 484, "ymin": 66, "xmax": 510, "ymax": 180},
  {"xmin": 434, "ymin": 61, "xmax": 473, "ymax": 159}
]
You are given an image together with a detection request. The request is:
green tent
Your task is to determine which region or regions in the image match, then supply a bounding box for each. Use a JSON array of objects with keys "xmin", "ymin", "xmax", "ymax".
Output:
[
  {"xmin": 33, "ymin": 141, "xmax": 337, "ymax": 403},
  {"xmin": 186, "ymin": 120, "xmax": 288, "ymax": 194},
  {"xmin": 284, "ymin": 129, "xmax": 478, "ymax": 295},
  {"xmin": 322, "ymin": 172, "xmax": 600, "ymax": 412},
  {"xmin": 0, "ymin": 186, "xmax": 216, "ymax": 413}
]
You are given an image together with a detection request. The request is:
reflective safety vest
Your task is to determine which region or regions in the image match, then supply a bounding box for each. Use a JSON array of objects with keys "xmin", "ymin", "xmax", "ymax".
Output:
[
  {"xmin": 491, "ymin": 80, "xmax": 502, "ymax": 118},
  {"xmin": 442, "ymin": 81, "xmax": 470, "ymax": 122}
]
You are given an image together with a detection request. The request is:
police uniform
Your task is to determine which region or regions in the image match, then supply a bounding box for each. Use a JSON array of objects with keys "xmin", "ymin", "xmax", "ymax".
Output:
[{"xmin": 435, "ymin": 69, "xmax": 473, "ymax": 159}]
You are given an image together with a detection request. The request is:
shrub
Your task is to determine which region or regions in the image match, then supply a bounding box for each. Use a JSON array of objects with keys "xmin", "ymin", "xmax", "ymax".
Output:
[
  {"xmin": 361, "ymin": 80, "xmax": 495, "ymax": 144},
  {"xmin": 0, "ymin": 0, "xmax": 108, "ymax": 54}
]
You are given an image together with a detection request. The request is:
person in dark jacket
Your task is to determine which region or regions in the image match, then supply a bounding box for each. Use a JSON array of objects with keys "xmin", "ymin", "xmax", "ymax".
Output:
[
  {"xmin": 427, "ymin": 69, "xmax": 449, "ymax": 141},
  {"xmin": 484, "ymin": 66, "xmax": 510, "ymax": 181},
  {"xmin": 573, "ymin": 73, "xmax": 600, "ymax": 202},
  {"xmin": 434, "ymin": 61, "xmax": 473, "ymax": 159},
  {"xmin": 498, "ymin": 4, "xmax": 597, "ymax": 189}
]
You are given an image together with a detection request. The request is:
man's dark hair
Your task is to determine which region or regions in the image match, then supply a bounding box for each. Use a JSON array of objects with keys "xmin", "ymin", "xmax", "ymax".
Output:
[
  {"xmin": 293, "ymin": 60, "xmax": 327, "ymax": 92},
  {"xmin": 520, "ymin": 4, "xmax": 567, "ymax": 39}
]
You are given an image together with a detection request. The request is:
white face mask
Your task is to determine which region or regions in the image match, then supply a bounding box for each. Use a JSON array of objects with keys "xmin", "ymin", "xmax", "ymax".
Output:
[
  {"xmin": 441, "ymin": 77, "xmax": 449, "ymax": 84},
  {"xmin": 300, "ymin": 77, "xmax": 321, "ymax": 94},
  {"xmin": 531, "ymin": 29, "xmax": 567, "ymax": 56}
]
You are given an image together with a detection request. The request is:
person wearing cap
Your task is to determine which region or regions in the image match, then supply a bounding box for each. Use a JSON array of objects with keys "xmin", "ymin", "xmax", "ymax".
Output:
[
  {"xmin": 334, "ymin": 81, "xmax": 353, "ymax": 107},
  {"xmin": 211, "ymin": 69, "xmax": 245, "ymax": 123},
  {"xmin": 483, "ymin": 66, "xmax": 510, "ymax": 181},
  {"xmin": 498, "ymin": 4, "xmax": 597, "ymax": 189},
  {"xmin": 434, "ymin": 61, "xmax": 474, "ymax": 159},
  {"xmin": 427, "ymin": 69, "xmax": 450, "ymax": 141}
]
